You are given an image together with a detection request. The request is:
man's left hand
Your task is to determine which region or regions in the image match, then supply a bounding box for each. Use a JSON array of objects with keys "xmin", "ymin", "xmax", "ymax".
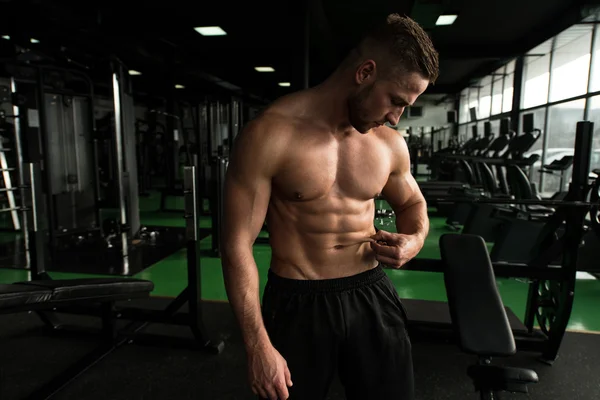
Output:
[{"xmin": 369, "ymin": 230, "xmax": 423, "ymax": 269}]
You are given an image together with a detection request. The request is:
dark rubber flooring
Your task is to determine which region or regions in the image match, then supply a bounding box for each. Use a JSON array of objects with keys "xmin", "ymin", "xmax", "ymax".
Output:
[{"xmin": 1, "ymin": 298, "xmax": 599, "ymax": 400}]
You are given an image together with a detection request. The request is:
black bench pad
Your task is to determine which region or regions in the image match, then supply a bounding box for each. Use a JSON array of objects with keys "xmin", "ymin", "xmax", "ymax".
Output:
[
  {"xmin": 440, "ymin": 233, "xmax": 516, "ymax": 357},
  {"xmin": 468, "ymin": 364, "xmax": 539, "ymax": 393},
  {"xmin": 16, "ymin": 278, "xmax": 154, "ymax": 301},
  {"xmin": 0, "ymin": 284, "xmax": 53, "ymax": 308}
]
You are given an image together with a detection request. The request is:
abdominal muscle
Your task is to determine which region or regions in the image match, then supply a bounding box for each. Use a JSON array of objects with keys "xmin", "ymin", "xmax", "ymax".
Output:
[{"xmin": 266, "ymin": 197, "xmax": 380, "ymax": 280}]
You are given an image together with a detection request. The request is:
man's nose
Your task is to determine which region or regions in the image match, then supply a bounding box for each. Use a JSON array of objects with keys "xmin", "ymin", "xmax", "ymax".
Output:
[{"xmin": 387, "ymin": 110, "xmax": 402, "ymax": 126}]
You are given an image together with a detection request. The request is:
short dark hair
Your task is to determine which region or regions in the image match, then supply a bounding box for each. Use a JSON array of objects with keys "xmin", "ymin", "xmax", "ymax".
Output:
[{"xmin": 359, "ymin": 14, "xmax": 439, "ymax": 83}]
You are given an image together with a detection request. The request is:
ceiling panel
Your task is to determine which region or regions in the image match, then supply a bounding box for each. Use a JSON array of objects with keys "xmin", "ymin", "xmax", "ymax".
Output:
[{"xmin": 0, "ymin": 0, "xmax": 595, "ymax": 102}]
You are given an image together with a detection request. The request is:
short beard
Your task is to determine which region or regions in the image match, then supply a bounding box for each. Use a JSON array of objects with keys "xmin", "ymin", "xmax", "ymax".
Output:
[{"xmin": 347, "ymin": 82, "xmax": 374, "ymax": 133}]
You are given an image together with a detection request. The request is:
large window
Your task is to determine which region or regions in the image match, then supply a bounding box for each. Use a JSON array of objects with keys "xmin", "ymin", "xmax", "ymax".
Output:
[
  {"xmin": 542, "ymin": 99, "xmax": 586, "ymax": 193},
  {"xmin": 584, "ymin": 95, "xmax": 600, "ymax": 171},
  {"xmin": 455, "ymin": 18, "xmax": 600, "ymax": 179},
  {"xmin": 546, "ymin": 99, "xmax": 586, "ymax": 149},
  {"xmin": 549, "ymin": 25, "xmax": 593, "ymax": 102},
  {"xmin": 459, "ymin": 89, "xmax": 470, "ymax": 123},
  {"xmin": 522, "ymin": 40, "xmax": 552, "ymax": 109},
  {"xmin": 468, "ymin": 88, "xmax": 479, "ymax": 120},
  {"xmin": 588, "ymin": 26, "xmax": 600, "ymax": 92},
  {"xmin": 458, "ymin": 124, "xmax": 468, "ymax": 142},
  {"xmin": 503, "ymin": 60, "xmax": 516, "ymax": 113},
  {"xmin": 491, "ymin": 68, "xmax": 504, "ymax": 116},
  {"xmin": 478, "ymin": 76, "xmax": 492, "ymax": 119},
  {"xmin": 488, "ymin": 119, "xmax": 501, "ymax": 136}
]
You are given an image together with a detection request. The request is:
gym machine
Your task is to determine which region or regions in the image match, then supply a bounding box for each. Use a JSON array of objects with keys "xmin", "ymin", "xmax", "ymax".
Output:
[
  {"xmin": 440, "ymin": 114, "xmax": 542, "ymax": 226},
  {"xmin": 6, "ymin": 63, "xmax": 102, "ymax": 261},
  {"xmin": 208, "ymin": 95, "xmax": 244, "ymax": 256},
  {"xmin": 441, "ymin": 233, "xmax": 539, "ymax": 399},
  {"xmin": 0, "ymin": 77, "xmax": 29, "ymax": 269},
  {"xmin": 95, "ymin": 63, "xmax": 190, "ymax": 273},
  {"xmin": 134, "ymin": 114, "xmax": 167, "ymax": 197},
  {"xmin": 1, "ymin": 55, "xmax": 189, "ymax": 276},
  {"xmin": 6, "ymin": 51, "xmax": 224, "ymax": 363},
  {"xmin": 407, "ymin": 127, "xmax": 432, "ymax": 178},
  {"xmin": 403, "ymin": 120, "xmax": 598, "ymax": 364},
  {"xmin": 0, "ymin": 70, "xmax": 225, "ymax": 397}
]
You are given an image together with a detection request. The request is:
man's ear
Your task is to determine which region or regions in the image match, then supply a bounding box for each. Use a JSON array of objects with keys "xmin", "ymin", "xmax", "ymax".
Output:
[{"xmin": 355, "ymin": 60, "xmax": 377, "ymax": 84}]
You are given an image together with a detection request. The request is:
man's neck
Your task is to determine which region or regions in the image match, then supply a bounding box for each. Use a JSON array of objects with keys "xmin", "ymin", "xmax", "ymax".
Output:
[{"xmin": 310, "ymin": 74, "xmax": 355, "ymax": 133}]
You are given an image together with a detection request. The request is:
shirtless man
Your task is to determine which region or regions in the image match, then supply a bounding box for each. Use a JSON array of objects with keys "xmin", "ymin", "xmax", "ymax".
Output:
[{"xmin": 222, "ymin": 14, "xmax": 438, "ymax": 400}]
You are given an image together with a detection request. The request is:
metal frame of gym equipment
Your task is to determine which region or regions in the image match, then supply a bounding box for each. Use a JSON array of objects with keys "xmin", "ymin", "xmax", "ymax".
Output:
[
  {"xmin": 1, "ymin": 69, "xmax": 156, "ymax": 400},
  {"xmin": 6, "ymin": 63, "xmax": 104, "ymax": 264},
  {"xmin": 441, "ymin": 233, "xmax": 539, "ymax": 400},
  {"xmin": 0, "ymin": 108, "xmax": 22, "ymax": 233},
  {"xmin": 0, "ymin": 78, "xmax": 29, "ymax": 269},
  {"xmin": 7, "ymin": 57, "xmax": 223, "ymax": 358},
  {"xmin": 404, "ymin": 120, "xmax": 597, "ymax": 364},
  {"xmin": 426, "ymin": 113, "xmax": 537, "ymax": 192},
  {"xmin": 154, "ymin": 99, "xmax": 194, "ymax": 213},
  {"xmin": 433, "ymin": 115, "xmax": 545, "ymax": 237},
  {"xmin": 1, "ymin": 203, "xmax": 154, "ymax": 400},
  {"xmin": 208, "ymin": 95, "xmax": 245, "ymax": 256},
  {"xmin": 7, "ymin": 61, "xmax": 147, "ymax": 276}
]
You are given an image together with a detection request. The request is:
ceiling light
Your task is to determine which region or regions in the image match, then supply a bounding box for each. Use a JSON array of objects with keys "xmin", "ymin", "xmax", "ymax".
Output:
[
  {"xmin": 278, "ymin": 82, "xmax": 291, "ymax": 87},
  {"xmin": 175, "ymin": 84, "xmax": 185, "ymax": 89},
  {"xmin": 194, "ymin": 26, "xmax": 227, "ymax": 36},
  {"xmin": 30, "ymin": 38, "xmax": 40, "ymax": 43},
  {"xmin": 128, "ymin": 70, "xmax": 142, "ymax": 75},
  {"xmin": 436, "ymin": 15, "xmax": 458, "ymax": 26},
  {"xmin": 2, "ymin": 35, "xmax": 9, "ymax": 40},
  {"xmin": 255, "ymin": 66, "xmax": 275, "ymax": 72}
]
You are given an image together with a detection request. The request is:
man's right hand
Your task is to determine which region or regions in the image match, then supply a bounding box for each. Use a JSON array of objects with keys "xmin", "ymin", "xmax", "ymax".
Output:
[{"xmin": 248, "ymin": 343, "xmax": 293, "ymax": 400}]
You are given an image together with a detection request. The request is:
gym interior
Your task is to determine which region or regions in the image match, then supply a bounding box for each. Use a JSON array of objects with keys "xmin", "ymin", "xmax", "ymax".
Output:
[{"xmin": 1, "ymin": 0, "xmax": 600, "ymax": 399}]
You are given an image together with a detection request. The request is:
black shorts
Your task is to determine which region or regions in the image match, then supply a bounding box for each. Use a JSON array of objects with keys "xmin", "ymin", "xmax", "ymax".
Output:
[{"xmin": 261, "ymin": 265, "xmax": 414, "ymax": 400}]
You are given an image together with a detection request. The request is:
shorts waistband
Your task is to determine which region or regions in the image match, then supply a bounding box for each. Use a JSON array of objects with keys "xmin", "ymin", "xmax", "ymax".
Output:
[{"xmin": 266, "ymin": 265, "xmax": 386, "ymax": 293}]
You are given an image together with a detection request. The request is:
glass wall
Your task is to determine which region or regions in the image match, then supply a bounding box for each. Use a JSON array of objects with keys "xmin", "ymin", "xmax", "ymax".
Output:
[
  {"xmin": 589, "ymin": 27, "xmax": 600, "ymax": 92},
  {"xmin": 543, "ymin": 100, "xmax": 585, "ymax": 193},
  {"xmin": 503, "ymin": 60, "xmax": 515, "ymax": 113},
  {"xmin": 478, "ymin": 76, "xmax": 492, "ymax": 119},
  {"xmin": 458, "ymin": 124, "xmax": 468, "ymax": 142},
  {"xmin": 491, "ymin": 70, "xmax": 504, "ymax": 116},
  {"xmin": 456, "ymin": 18, "xmax": 600, "ymax": 194},
  {"xmin": 488, "ymin": 119, "xmax": 501, "ymax": 136},
  {"xmin": 459, "ymin": 88, "xmax": 470, "ymax": 123},
  {"xmin": 584, "ymin": 95, "xmax": 600, "ymax": 171},
  {"xmin": 549, "ymin": 25, "xmax": 593, "ymax": 102},
  {"xmin": 522, "ymin": 40, "xmax": 552, "ymax": 109},
  {"xmin": 468, "ymin": 88, "xmax": 479, "ymax": 119}
]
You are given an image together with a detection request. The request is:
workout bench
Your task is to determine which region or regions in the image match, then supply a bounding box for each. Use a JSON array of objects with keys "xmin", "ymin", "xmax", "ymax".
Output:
[
  {"xmin": 440, "ymin": 233, "xmax": 539, "ymax": 399},
  {"xmin": 0, "ymin": 277, "xmax": 154, "ymax": 400}
]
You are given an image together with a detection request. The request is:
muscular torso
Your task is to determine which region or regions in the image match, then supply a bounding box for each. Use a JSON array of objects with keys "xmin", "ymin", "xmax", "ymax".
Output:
[{"xmin": 266, "ymin": 117, "xmax": 394, "ymax": 280}]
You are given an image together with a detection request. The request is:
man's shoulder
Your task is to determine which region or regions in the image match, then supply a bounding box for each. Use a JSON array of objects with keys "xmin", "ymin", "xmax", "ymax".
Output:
[
  {"xmin": 244, "ymin": 92, "xmax": 310, "ymax": 137},
  {"xmin": 376, "ymin": 125, "xmax": 408, "ymax": 148},
  {"xmin": 235, "ymin": 109, "xmax": 298, "ymax": 156}
]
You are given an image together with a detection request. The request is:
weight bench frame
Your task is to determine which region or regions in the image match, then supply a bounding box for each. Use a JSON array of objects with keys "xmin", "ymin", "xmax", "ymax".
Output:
[
  {"xmin": 1, "ymin": 280, "xmax": 153, "ymax": 400},
  {"xmin": 440, "ymin": 233, "xmax": 539, "ymax": 399}
]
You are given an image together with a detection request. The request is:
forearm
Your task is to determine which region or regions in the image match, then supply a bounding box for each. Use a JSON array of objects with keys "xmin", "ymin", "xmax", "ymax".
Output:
[
  {"xmin": 394, "ymin": 199, "xmax": 429, "ymax": 243},
  {"xmin": 222, "ymin": 247, "xmax": 271, "ymax": 351}
]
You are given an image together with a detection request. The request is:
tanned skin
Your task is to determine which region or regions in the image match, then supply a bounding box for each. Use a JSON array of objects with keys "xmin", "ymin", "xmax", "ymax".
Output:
[{"xmin": 221, "ymin": 59, "xmax": 430, "ymax": 400}]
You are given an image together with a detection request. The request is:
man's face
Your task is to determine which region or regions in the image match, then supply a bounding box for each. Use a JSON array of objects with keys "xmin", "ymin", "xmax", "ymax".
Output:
[{"xmin": 348, "ymin": 65, "xmax": 429, "ymax": 134}]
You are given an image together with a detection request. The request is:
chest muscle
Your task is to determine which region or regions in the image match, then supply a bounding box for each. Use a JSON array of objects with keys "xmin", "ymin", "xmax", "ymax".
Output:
[{"xmin": 273, "ymin": 134, "xmax": 391, "ymax": 202}]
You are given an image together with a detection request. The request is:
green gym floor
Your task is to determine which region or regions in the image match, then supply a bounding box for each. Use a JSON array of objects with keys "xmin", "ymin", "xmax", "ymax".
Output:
[{"xmin": 1, "ymin": 191, "xmax": 600, "ymax": 333}]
